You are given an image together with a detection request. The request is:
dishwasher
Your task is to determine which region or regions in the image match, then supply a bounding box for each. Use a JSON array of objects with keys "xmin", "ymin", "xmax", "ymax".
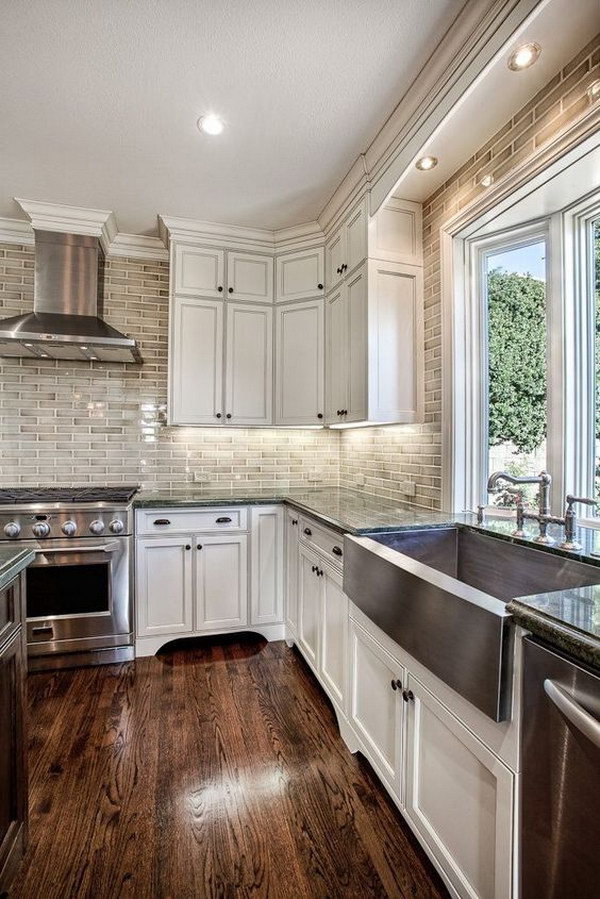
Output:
[{"xmin": 521, "ymin": 636, "xmax": 600, "ymax": 898}]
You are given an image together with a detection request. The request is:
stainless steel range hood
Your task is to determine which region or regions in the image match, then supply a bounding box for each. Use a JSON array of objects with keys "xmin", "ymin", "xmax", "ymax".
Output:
[{"xmin": 0, "ymin": 230, "xmax": 142, "ymax": 363}]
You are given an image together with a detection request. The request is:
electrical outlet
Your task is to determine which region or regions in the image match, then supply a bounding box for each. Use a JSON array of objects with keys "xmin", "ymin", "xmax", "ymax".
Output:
[{"xmin": 398, "ymin": 480, "xmax": 416, "ymax": 497}]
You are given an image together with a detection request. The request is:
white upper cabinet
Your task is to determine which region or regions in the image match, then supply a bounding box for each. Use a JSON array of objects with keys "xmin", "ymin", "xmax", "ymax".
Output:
[
  {"xmin": 276, "ymin": 247, "xmax": 325, "ymax": 303},
  {"xmin": 173, "ymin": 244, "xmax": 225, "ymax": 298},
  {"xmin": 169, "ymin": 296, "xmax": 224, "ymax": 426},
  {"xmin": 325, "ymin": 197, "xmax": 368, "ymax": 291},
  {"xmin": 225, "ymin": 303, "xmax": 273, "ymax": 425},
  {"xmin": 226, "ymin": 251, "xmax": 273, "ymax": 303},
  {"xmin": 325, "ymin": 285, "xmax": 347, "ymax": 423},
  {"xmin": 275, "ymin": 299, "xmax": 324, "ymax": 426},
  {"xmin": 368, "ymin": 198, "xmax": 423, "ymax": 266},
  {"xmin": 326, "ymin": 265, "xmax": 368, "ymax": 425}
]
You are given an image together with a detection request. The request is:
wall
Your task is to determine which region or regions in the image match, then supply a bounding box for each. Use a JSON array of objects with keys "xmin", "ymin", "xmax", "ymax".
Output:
[
  {"xmin": 339, "ymin": 33, "xmax": 600, "ymax": 511},
  {"xmin": 0, "ymin": 246, "xmax": 338, "ymax": 490}
]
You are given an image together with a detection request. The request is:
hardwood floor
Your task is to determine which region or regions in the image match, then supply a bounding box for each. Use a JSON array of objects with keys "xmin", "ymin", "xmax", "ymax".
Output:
[{"xmin": 10, "ymin": 636, "xmax": 449, "ymax": 899}]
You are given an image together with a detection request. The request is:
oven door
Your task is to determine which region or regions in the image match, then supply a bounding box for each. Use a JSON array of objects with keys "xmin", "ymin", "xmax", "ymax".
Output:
[{"xmin": 25, "ymin": 536, "xmax": 132, "ymax": 656}]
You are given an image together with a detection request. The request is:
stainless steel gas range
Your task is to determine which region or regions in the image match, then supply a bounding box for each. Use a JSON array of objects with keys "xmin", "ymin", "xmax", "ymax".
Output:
[{"xmin": 0, "ymin": 486, "xmax": 138, "ymax": 670}]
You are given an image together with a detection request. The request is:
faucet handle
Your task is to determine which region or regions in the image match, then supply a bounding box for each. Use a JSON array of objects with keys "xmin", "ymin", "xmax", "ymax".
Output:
[{"xmin": 565, "ymin": 495, "xmax": 597, "ymax": 513}]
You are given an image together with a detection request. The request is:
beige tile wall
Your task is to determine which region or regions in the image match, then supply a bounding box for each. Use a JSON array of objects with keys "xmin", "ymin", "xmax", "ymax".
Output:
[
  {"xmin": 0, "ymin": 247, "xmax": 339, "ymax": 490},
  {"xmin": 339, "ymin": 34, "xmax": 600, "ymax": 511}
]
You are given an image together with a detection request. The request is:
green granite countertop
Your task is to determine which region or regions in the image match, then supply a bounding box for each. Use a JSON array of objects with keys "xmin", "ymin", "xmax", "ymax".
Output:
[{"xmin": 0, "ymin": 547, "xmax": 35, "ymax": 592}]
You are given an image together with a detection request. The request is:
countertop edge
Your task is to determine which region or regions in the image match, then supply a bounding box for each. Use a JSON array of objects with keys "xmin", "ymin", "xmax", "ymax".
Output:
[
  {"xmin": 507, "ymin": 599, "xmax": 600, "ymax": 669},
  {"xmin": 0, "ymin": 547, "xmax": 35, "ymax": 592}
]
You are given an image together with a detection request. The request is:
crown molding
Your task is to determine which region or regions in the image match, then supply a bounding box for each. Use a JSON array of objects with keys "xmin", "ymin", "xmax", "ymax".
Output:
[
  {"xmin": 0, "ymin": 217, "xmax": 34, "ymax": 246},
  {"xmin": 274, "ymin": 220, "xmax": 324, "ymax": 252},
  {"xmin": 159, "ymin": 214, "xmax": 325, "ymax": 254},
  {"xmin": 14, "ymin": 198, "xmax": 118, "ymax": 254},
  {"xmin": 109, "ymin": 232, "xmax": 168, "ymax": 261}
]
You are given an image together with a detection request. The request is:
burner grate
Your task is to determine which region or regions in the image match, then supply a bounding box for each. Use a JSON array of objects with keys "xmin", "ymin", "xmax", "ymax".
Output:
[{"xmin": 0, "ymin": 486, "xmax": 139, "ymax": 504}]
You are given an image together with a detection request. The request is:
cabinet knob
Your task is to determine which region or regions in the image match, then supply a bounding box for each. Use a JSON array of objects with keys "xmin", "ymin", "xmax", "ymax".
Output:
[
  {"xmin": 342, "ymin": 263, "xmax": 348, "ymax": 272},
  {"xmin": 402, "ymin": 689, "xmax": 414, "ymax": 703},
  {"xmin": 312, "ymin": 565, "xmax": 317, "ymax": 573},
  {"xmin": 217, "ymin": 286, "xmax": 223, "ymax": 292},
  {"xmin": 228, "ymin": 287, "xmax": 234, "ymax": 293},
  {"xmin": 197, "ymin": 544, "xmax": 203, "ymax": 550},
  {"xmin": 291, "ymin": 519, "xmax": 298, "ymax": 525},
  {"xmin": 336, "ymin": 266, "xmax": 342, "ymax": 274},
  {"xmin": 185, "ymin": 544, "xmax": 191, "ymax": 551},
  {"xmin": 317, "ymin": 413, "xmax": 323, "ymax": 420},
  {"xmin": 332, "ymin": 545, "xmax": 343, "ymax": 556},
  {"xmin": 304, "ymin": 527, "xmax": 312, "ymax": 536},
  {"xmin": 317, "ymin": 283, "xmax": 323, "ymax": 290},
  {"xmin": 226, "ymin": 413, "xmax": 232, "ymax": 419},
  {"xmin": 216, "ymin": 412, "xmax": 222, "ymax": 419},
  {"xmin": 391, "ymin": 679, "xmax": 402, "ymax": 691}
]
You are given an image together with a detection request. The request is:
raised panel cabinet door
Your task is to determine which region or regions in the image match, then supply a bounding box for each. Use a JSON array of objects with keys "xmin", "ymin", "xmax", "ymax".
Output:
[
  {"xmin": 325, "ymin": 285, "xmax": 347, "ymax": 424},
  {"xmin": 275, "ymin": 299, "xmax": 324, "ymax": 425},
  {"xmin": 404, "ymin": 674, "xmax": 514, "ymax": 899},
  {"xmin": 320, "ymin": 564, "xmax": 348, "ymax": 712},
  {"xmin": 0, "ymin": 627, "xmax": 26, "ymax": 894},
  {"xmin": 250, "ymin": 506, "xmax": 284, "ymax": 625},
  {"xmin": 344, "ymin": 197, "xmax": 368, "ymax": 275},
  {"xmin": 298, "ymin": 545, "xmax": 321, "ymax": 670},
  {"xmin": 275, "ymin": 247, "xmax": 325, "ymax": 302},
  {"xmin": 345, "ymin": 264, "xmax": 368, "ymax": 423},
  {"xmin": 325, "ymin": 225, "xmax": 346, "ymax": 292},
  {"xmin": 227, "ymin": 251, "xmax": 274, "ymax": 303},
  {"xmin": 367, "ymin": 260, "xmax": 424, "ymax": 424},
  {"xmin": 225, "ymin": 303, "xmax": 273, "ymax": 425},
  {"xmin": 173, "ymin": 244, "xmax": 225, "ymax": 298},
  {"xmin": 135, "ymin": 537, "xmax": 193, "ymax": 637},
  {"xmin": 195, "ymin": 535, "xmax": 248, "ymax": 630},
  {"xmin": 170, "ymin": 297, "xmax": 224, "ymax": 425},
  {"xmin": 349, "ymin": 620, "xmax": 404, "ymax": 800},
  {"xmin": 284, "ymin": 509, "xmax": 300, "ymax": 636},
  {"xmin": 368, "ymin": 198, "xmax": 423, "ymax": 265}
]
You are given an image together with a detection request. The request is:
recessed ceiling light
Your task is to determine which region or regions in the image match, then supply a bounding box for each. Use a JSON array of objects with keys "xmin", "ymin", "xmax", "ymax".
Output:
[
  {"xmin": 588, "ymin": 80, "xmax": 600, "ymax": 102},
  {"xmin": 479, "ymin": 173, "xmax": 494, "ymax": 188},
  {"xmin": 197, "ymin": 114, "xmax": 225, "ymax": 136},
  {"xmin": 415, "ymin": 155, "xmax": 438, "ymax": 171},
  {"xmin": 507, "ymin": 42, "xmax": 541, "ymax": 71}
]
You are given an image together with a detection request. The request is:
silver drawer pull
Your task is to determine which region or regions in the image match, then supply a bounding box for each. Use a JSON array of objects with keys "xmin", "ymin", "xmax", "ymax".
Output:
[
  {"xmin": 544, "ymin": 679, "xmax": 600, "ymax": 749},
  {"xmin": 216, "ymin": 516, "xmax": 232, "ymax": 524},
  {"xmin": 153, "ymin": 518, "xmax": 171, "ymax": 526},
  {"xmin": 32, "ymin": 625, "xmax": 53, "ymax": 635},
  {"xmin": 34, "ymin": 542, "xmax": 119, "ymax": 554}
]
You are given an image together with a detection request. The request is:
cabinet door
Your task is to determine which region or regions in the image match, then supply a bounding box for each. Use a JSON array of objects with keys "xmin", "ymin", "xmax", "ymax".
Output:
[
  {"xmin": 275, "ymin": 299, "xmax": 324, "ymax": 425},
  {"xmin": 367, "ymin": 260, "xmax": 423, "ymax": 424},
  {"xmin": 284, "ymin": 509, "xmax": 300, "ymax": 636},
  {"xmin": 195, "ymin": 535, "xmax": 248, "ymax": 630},
  {"xmin": 173, "ymin": 244, "xmax": 225, "ymax": 298},
  {"xmin": 170, "ymin": 297, "xmax": 224, "ymax": 425},
  {"xmin": 404, "ymin": 674, "xmax": 514, "ymax": 899},
  {"xmin": 325, "ymin": 285, "xmax": 347, "ymax": 424},
  {"xmin": 250, "ymin": 506, "xmax": 284, "ymax": 625},
  {"xmin": 368, "ymin": 197, "xmax": 422, "ymax": 266},
  {"xmin": 344, "ymin": 197, "xmax": 368, "ymax": 275},
  {"xmin": 325, "ymin": 225, "xmax": 346, "ymax": 292},
  {"xmin": 345, "ymin": 264, "xmax": 368, "ymax": 422},
  {"xmin": 0, "ymin": 628, "xmax": 26, "ymax": 894},
  {"xmin": 136, "ymin": 537, "xmax": 193, "ymax": 637},
  {"xmin": 298, "ymin": 545, "xmax": 321, "ymax": 669},
  {"xmin": 320, "ymin": 564, "xmax": 348, "ymax": 712},
  {"xmin": 227, "ymin": 251, "xmax": 273, "ymax": 303},
  {"xmin": 276, "ymin": 248, "xmax": 324, "ymax": 303},
  {"xmin": 225, "ymin": 303, "xmax": 273, "ymax": 425},
  {"xmin": 349, "ymin": 620, "xmax": 404, "ymax": 800}
]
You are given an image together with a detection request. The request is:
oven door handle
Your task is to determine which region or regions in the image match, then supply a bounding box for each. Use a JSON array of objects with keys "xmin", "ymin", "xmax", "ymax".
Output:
[
  {"xmin": 544, "ymin": 679, "xmax": 600, "ymax": 749},
  {"xmin": 34, "ymin": 542, "xmax": 121, "ymax": 554}
]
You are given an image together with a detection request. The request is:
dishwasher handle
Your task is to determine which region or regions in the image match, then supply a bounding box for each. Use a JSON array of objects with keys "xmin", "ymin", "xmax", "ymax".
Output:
[{"xmin": 544, "ymin": 678, "xmax": 600, "ymax": 749}]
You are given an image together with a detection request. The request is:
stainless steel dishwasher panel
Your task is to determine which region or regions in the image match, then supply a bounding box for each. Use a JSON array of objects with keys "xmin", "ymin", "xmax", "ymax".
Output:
[{"xmin": 521, "ymin": 637, "xmax": 600, "ymax": 899}]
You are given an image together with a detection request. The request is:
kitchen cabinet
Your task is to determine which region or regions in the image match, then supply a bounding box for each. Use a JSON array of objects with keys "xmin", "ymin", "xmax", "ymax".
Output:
[
  {"xmin": 276, "ymin": 247, "xmax": 324, "ymax": 302},
  {"xmin": 226, "ymin": 251, "xmax": 273, "ymax": 303},
  {"xmin": 298, "ymin": 544, "xmax": 321, "ymax": 669},
  {"xmin": 368, "ymin": 197, "xmax": 422, "ymax": 266},
  {"xmin": 325, "ymin": 197, "xmax": 368, "ymax": 291},
  {"xmin": 169, "ymin": 296, "xmax": 223, "ymax": 425},
  {"xmin": 225, "ymin": 303, "xmax": 273, "ymax": 425},
  {"xmin": 196, "ymin": 535, "xmax": 248, "ymax": 629},
  {"xmin": 275, "ymin": 299, "xmax": 324, "ymax": 425},
  {"xmin": 284, "ymin": 509, "xmax": 300, "ymax": 639},
  {"xmin": 173, "ymin": 244, "xmax": 225, "ymax": 298},
  {"xmin": 136, "ymin": 536, "xmax": 193, "ymax": 637},
  {"xmin": 320, "ymin": 563, "xmax": 348, "ymax": 712},
  {"xmin": 349, "ymin": 618, "xmax": 404, "ymax": 801},
  {"xmin": 326, "ymin": 265, "xmax": 368, "ymax": 425},
  {"xmin": 0, "ymin": 575, "xmax": 27, "ymax": 895},
  {"xmin": 250, "ymin": 506, "xmax": 283, "ymax": 625},
  {"xmin": 404, "ymin": 674, "xmax": 514, "ymax": 899}
]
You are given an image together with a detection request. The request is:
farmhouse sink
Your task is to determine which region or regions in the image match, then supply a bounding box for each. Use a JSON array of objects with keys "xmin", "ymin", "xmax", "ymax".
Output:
[{"xmin": 343, "ymin": 527, "xmax": 600, "ymax": 721}]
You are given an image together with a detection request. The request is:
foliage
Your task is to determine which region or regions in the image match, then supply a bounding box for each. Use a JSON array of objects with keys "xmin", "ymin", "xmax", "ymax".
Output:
[{"xmin": 488, "ymin": 267, "xmax": 547, "ymax": 454}]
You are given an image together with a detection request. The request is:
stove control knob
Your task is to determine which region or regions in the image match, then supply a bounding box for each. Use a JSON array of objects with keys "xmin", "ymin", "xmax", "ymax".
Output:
[
  {"xmin": 32, "ymin": 522, "xmax": 50, "ymax": 538},
  {"xmin": 62, "ymin": 520, "xmax": 77, "ymax": 537},
  {"xmin": 3, "ymin": 522, "xmax": 20, "ymax": 539},
  {"xmin": 89, "ymin": 520, "xmax": 105, "ymax": 535},
  {"xmin": 109, "ymin": 519, "xmax": 124, "ymax": 535}
]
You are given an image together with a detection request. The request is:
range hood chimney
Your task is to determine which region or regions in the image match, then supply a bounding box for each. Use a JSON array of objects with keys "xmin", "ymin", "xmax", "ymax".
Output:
[{"xmin": 0, "ymin": 227, "xmax": 142, "ymax": 364}]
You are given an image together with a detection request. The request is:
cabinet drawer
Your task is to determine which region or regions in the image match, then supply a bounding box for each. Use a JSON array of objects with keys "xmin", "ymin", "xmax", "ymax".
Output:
[
  {"xmin": 0, "ymin": 576, "xmax": 22, "ymax": 650},
  {"xmin": 299, "ymin": 516, "xmax": 344, "ymax": 568},
  {"xmin": 136, "ymin": 507, "xmax": 248, "ymax": 535}
]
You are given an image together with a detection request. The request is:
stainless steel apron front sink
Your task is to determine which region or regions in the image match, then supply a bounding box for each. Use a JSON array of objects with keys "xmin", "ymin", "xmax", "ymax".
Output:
[{"xmin": 343, "ymin": 527, "xmax": 600, "ymax": 721}]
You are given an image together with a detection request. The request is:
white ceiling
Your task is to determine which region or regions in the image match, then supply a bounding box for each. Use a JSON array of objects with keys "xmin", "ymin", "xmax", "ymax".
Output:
[
  {"xmin": 0, "ymin": 0, "xmax": 462, "ymax": 235},
  {"xmin": 394, "ymin": 0, "xmax": 600, "ymax": 202}
]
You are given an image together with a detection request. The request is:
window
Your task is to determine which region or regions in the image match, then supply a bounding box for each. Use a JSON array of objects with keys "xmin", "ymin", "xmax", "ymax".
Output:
[{"xmin": 594, "ymin": 218, "xmax": 600, "ymax": 501}]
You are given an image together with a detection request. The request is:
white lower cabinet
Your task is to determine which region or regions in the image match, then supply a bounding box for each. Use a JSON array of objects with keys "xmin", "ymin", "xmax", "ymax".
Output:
[
  {"xmin": 404, "ymin": 674, "xmax": 514, "ymax": 899},
  {"xmin": 320, "ymin": 564, "xmax": 348, "ymax": 711},
  {"xmin": 349, "ymin": 619, "xmax": 404, "ymax": 801},
  {"xmin": 250, "ymin": 506, "xmax": 284, "ymax": 625},
  {"xmin": 136, "ymin": 536, "xmax": 193, "ymax": 637},
  {"xmin": 298, "ymin": 544, "xmax": 321, "ymax": 669},
  {"xmin": 195, "ymin": 535, "xmax": 248, "ymax": 630},
  {"xmin": 284, "ymin": 509, "xmax": 300, "ymax": 637}
]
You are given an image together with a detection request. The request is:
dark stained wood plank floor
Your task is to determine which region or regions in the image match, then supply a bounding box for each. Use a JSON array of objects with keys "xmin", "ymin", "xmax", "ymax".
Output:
[{"xmin": 10, "ymin": 636, "xmax": 449, "ymax": 899}]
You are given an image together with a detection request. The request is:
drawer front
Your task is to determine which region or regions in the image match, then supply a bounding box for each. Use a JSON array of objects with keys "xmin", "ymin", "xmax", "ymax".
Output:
[
  {"xmin": 299, "ymin": 516, "xmax": 344, "ymax": 568},
  {"xmin": 0, "ymin": 576, "xmax": 21, "ymax": 650},
  {"xmin": 136, "ymin": 507, "xmax": 248, "ymax": 535}
]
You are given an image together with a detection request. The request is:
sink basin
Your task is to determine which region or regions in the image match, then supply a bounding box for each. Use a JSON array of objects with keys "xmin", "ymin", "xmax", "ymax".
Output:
[{"xmin": 343, "ymin": 526, "xmax": 600, "ymax": 721}]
